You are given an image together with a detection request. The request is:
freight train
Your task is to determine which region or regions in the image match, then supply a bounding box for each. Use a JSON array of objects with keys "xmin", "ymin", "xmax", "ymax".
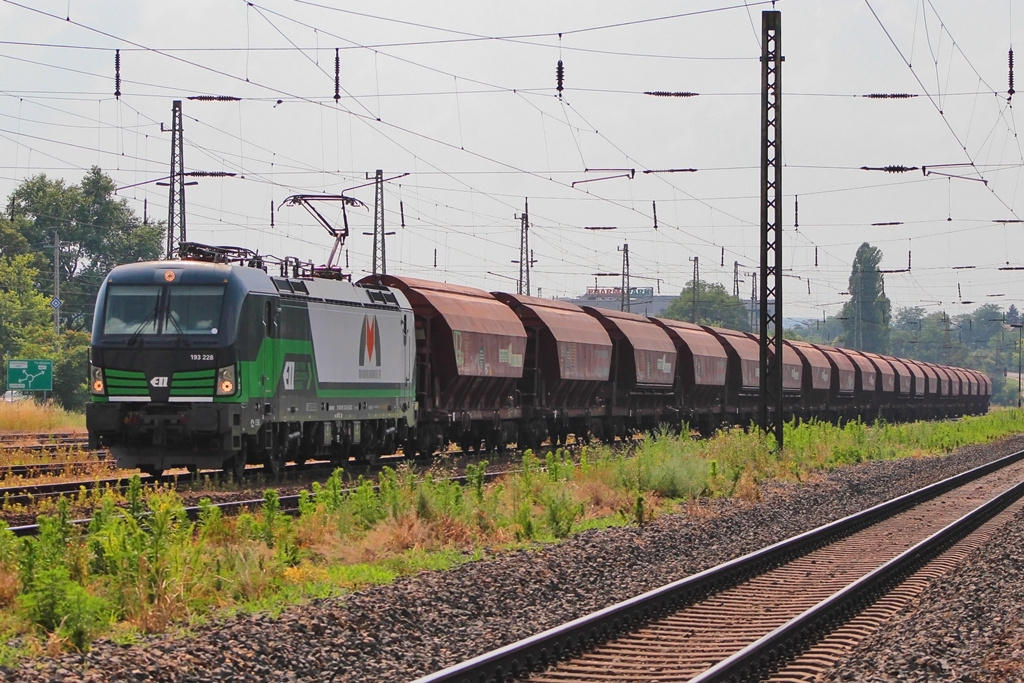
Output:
[{"xmin": 86, "ymin": 244, "xmax": 991, "ymax": 477}]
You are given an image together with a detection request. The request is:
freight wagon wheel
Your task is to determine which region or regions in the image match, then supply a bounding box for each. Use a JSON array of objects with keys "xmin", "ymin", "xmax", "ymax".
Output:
[
  {"xmin": 489, "ymin": 429, "xmax": 507, "ymax": 456},
  {"xmin": 138, "ymin": 465, "xmax": 163, "ymax": 479}
]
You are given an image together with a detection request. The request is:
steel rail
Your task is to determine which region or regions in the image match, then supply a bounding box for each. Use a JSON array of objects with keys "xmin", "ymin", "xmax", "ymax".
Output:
[
  {"xmin": 691, "ymin": 478, "xmax": 1024, "ymax": 682},
  {"xmin": 410, "ymin": 448, "xmax": 1024, "ymax": 683},
  {"xmin": 6, "ymin": 468, "xmax": 516, "ymax": 537}
]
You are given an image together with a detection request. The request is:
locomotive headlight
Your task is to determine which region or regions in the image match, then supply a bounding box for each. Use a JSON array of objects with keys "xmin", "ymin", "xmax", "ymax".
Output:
[
  {"xmin": 89, "ymin": 365, "xmax": 105, "ymax": 395},
  {"xmin": 216, "ymin": 365, "xmax": 236, "ymax": 396}
]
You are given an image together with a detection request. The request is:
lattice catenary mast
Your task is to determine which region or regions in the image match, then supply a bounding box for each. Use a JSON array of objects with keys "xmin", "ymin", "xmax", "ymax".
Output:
[{"xmin": 759, "ymin": 10, "xmax": 784, "ymax": 450}]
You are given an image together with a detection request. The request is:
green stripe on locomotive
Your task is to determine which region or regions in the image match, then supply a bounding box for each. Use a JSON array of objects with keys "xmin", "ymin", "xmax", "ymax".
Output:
[{"xmin": 228, "ymin": 335, "xmax": 415, "ymax": 404}]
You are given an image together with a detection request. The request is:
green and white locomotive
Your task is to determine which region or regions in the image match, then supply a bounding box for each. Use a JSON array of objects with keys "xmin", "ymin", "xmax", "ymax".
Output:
[{"xmin": 86, "ymin": 245, "xmax": 417, "ymax": 477}]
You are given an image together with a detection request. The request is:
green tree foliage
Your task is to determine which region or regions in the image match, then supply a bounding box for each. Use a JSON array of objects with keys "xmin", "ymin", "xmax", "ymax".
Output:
[
  {"xmin": 0, "ymin": 256, "xmax": 90, "ymax": 407},
  {"xmin": 663, "ymin": 280, "xmax": 752, "ymax": 332},
  {"xmin": 0, "ymin": 254, "xmax": 52, "ymax": 359},
  {"xmin": 785, "ymin": 315, "xmax": 845, "ymax": 345},
  {"xmin": 5, "ymin": 166, "xmax": 163, "ymax": 331},
  {"xmin": 839, "ymin": 243, "xmax": 891, "ymax": 353},
  {"xmin": 1, "ymin": 168, "xmax": 161, "ymax": 409}
]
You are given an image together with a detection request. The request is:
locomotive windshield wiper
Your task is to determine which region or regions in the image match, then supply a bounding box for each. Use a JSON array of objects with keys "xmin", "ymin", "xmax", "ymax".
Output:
[
  {"xmin": 164, "ymin": 311, "xmax": 186, "ymax": 346},
  {"xmin": 127, "ymin": 300, "xmax": 160, "ymax": 346}
]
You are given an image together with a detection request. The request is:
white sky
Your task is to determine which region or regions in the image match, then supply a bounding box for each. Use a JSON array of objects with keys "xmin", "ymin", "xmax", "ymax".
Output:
[{"xmin": 2, "ymin": 0, "xmax": 1024, "ymax": 320}]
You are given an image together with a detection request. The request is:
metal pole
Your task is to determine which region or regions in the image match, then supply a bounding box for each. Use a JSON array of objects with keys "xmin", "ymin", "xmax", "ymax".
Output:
[
  {"xmin": 372, "ymin": 169, "xmax": 385, "ymax": 275},
  {"xmin": 620, "ymin": 243, "xmax": 630, "ymax": 312},
  {"xmin": 1018, "ymin": 324, "xmax": 1021, "ymax": 408},
  {"xmin": 53, "ymin": 230, "xmax": 60, "ymax": 343},
  {"xmin": 519, "ymin": 198, "xmax": 530, "ymax": 295},
  {"xmin": 166, "ymin": 100, "xmax": 185, "ymax": 258},
  {"xmin": 759, "ymin": 10, "xmax": 784, "ymax": 449},
  {"xmin": 691, "ymin": 256, "xmax": 700, "ymax": 323}
]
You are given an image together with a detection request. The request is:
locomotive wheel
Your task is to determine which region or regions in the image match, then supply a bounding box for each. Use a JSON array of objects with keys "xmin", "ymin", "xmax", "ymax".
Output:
[
  {"xmin": 139, "ymin": 465, "xmax": 163, "ymax": 479},
  {"xmin": 265, "ymin": 449, "xmax": 285, "ymax": 478},
  {"xmin": 264, "ymin": 429, "xmax": 286, "ymax": 478},
  {"xmin": 225, "ymin": 441, "xmax": 248, "ymax": 481},
  {"xmin": 329, "ymin": 440, "xmax": 351, "ymax": 468}
]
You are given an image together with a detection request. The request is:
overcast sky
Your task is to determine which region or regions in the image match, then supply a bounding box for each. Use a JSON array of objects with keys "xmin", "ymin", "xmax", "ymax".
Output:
[{"xmin": 2, "ymin": 0, "xmax": 1024, "ymax": 320}]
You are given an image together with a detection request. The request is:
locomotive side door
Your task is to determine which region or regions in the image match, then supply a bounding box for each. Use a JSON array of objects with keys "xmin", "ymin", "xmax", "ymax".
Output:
[{"xmin": 261, "ymin": 298, "xmax": 279, "ymax": 403}]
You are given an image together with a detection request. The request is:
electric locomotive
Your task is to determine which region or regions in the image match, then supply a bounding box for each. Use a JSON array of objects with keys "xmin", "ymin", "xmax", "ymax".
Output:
[{"xmin": 86, "ymin": 244, "xmax": 417, "ymax": 477}]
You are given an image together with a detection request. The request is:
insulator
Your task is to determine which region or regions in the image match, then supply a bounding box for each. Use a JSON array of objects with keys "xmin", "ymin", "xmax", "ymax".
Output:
[
  {"xmin": 556, "ymin": 59, "xmax": 564, "ymax": 98},
  {"xmin": 814, "ymin": 246, "xmax": 818, "ymax": 267},
  {"xmin": 400, "ymin": 201, "xmax": 405, "ymax": 228},
  {"xmin": 794, "ymin": 194, "xmax": 799, "ymax": 228},
  {"xmin": 270, "ymin": 200, "xmax": 275, "ymax": 228},
  {"xmin": 652, "ymin": 200, "xmax": 658, "ymax": 230},
  {"xmin": 644, "ymin": 91, "xmax": 699, "ymax": 97},
  {"xmin": 188, "ymin": 95, "xmax": 241, "ymax": 101},
  {"xmin": 721, "ymin": 246, "xmax": 725, "ymax": 267},
  {"xmin": 114, "ymin": 49, "xmax": 121, "ymax": 99},
  {"xmin": 860, "ymin": 165, "xmax": 917, "ymax": 173},
  {"xmin": 1010, "ymin": 49, "xmax": 1015, "ymax": 99},
  {"xmin": 186, "ymin": 171, "xmax": 234, "ymax": 177},
  {"xmin": 334, "ymin": 48, "xmax": 341, "ymax": 102},
  {"xmin": 862, "ymin": 93, "xmax": 916, "ymax": 98}
]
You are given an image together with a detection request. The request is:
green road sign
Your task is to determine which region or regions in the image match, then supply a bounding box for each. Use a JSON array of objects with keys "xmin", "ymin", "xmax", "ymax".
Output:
[{"xmin": 6, "ymin": 359, "xmax": 53, "ymax": 392}]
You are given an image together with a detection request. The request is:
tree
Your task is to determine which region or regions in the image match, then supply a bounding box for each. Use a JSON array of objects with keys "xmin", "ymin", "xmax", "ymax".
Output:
[
  {"xmin": 839, "ymin": 243, "xmax": 891, "ymax": 353},
  {"xmin": 1007, "ymin": 304, "xmax": 1020, "ymax": 326},
  {"xmin": 0, "ymin": 255, "xmax": 90, "ymax": 408},
  {"xmin": 785, "ymin": 315, "xmax": 845, "ymax": 345},
  {"xmin": 0, "ymin": 254, "xmax": 52, "ymax": 360},
  {"xmin": 5, "ymin": 167, "xmax": 164, "ymax": 331},
  {"xmin": 663, "ymin": 280, "xmax": 752, "ymax": 332}
]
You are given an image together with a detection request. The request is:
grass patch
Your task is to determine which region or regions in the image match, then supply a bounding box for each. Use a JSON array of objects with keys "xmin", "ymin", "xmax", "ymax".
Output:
[
  {"xmin": 0, "ymin": 410, "xmax": 1020, "ymax": 655},
  {"xmin": 0, "ymin": 401, "xmax": 84, "ymax": 434}
]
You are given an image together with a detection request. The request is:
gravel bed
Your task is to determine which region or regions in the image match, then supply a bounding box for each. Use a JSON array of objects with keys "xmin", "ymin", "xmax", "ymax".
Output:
[{"xmin": 8, "ymin": 435, "xmax": 1024, "ymax": 683}]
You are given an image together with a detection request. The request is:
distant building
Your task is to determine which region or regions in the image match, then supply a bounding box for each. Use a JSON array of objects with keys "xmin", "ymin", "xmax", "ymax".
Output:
[{"xmin": 559, "ymin": 286, "xmax": 677, "ymax": 317}]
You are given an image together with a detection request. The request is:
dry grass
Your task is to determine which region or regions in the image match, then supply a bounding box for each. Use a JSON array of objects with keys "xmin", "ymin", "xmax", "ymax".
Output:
[
  {"xmin": 571, "ymin": 478, "xmax": 634, "ymax": 518},
  {"xmin": 0, "ymin": 401, "xmax": 84, "ymax": 434},
  {"xmin": 0, "ymin": 567, "xmax": 19, "ymax": 608}
]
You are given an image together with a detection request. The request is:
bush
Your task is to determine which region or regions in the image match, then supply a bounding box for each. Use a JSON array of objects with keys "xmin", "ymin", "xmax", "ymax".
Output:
[
  {"xmin": 542, "ymin": 490, "xmax": 583, "ymax": 539},
  {"xmin": 18, "ymin": 566, "xmax": 109, "ymax": 650}
]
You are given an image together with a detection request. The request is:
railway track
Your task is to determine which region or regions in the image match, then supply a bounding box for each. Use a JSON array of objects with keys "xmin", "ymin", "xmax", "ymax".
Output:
[
  {"xmin": 413, "ymin": 449, "xmax": 1024, "ymax": 683},
  {"xmin": 5, "ymin": 464, "xmax": 514, "ymax": 537},
  {"xmin": 0, "ymin": 434, "xmax": 555, "ymax": 513}
]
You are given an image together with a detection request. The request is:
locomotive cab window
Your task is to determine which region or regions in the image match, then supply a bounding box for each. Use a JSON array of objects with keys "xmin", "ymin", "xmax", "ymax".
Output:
[
  {"xmin": 165, "ymin": 286, "xmax": 223, "ymax": 334},
  {"xmin": 102, "ymin": 284, "xmax": 224, "ymax": 337},
  {"xmin": 102, "ymin": 285, "xmax": 161, "ymax": 335}
]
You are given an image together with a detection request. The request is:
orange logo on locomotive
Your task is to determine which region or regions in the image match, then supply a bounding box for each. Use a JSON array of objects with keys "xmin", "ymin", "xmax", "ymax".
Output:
[{"xmin": 360, "ymin": 315, "xmax": 382, "ymax": 367}]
